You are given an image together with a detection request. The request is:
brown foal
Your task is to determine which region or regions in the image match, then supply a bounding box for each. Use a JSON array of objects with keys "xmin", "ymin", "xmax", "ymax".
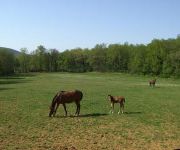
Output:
[
  {"xmin": 108, "ymin": 94, "xmax": 125, "ymax": 114},
  {"xmin": 149, "ymin": 79, "xmax": 156, "ymax": 87}
]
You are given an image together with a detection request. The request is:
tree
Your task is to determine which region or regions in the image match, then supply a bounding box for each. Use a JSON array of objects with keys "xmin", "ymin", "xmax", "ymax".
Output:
[
  {"xmin": 18, "ymin": 48, "xmax": 29, "ymax": 73},
  {"xmin": 29, "ymin": 45, "xmax": 47, "ymax": 72},
  {"xmin": 35, "ymin": 45, "xmax": 47, "ymax": 71},
  {"xmin": 0, "ymin": 49, "xmax": 15, "ymax": 75},
  {"xmin": 128, "ymin": 45, "xmax": 147, "ymax": 74},
  {"xmin": 49, "ymin": 49, "xmax": 59, "ymax": 72},
  {"xmin": 88, "ymin": 44, "xmax": 107, "ymax": 72},
  {"xmin": 107, "ymin": 44, "xmax": 130, "ymax": 72}
]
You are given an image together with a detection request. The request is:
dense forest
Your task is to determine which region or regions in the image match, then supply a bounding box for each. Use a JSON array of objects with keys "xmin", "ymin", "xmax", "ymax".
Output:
[{"xmin": 1, "ymin": 36, "xmax": 180, "ymax": 77}]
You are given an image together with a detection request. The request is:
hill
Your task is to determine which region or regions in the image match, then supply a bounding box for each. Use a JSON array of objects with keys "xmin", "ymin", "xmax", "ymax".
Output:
[{"xmin": 0, "ymin": 47, "xmax": 20, "ymax": 56}]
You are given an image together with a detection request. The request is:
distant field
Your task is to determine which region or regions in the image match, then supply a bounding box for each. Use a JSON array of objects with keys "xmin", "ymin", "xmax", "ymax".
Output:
[{"xmin": 0, "ymin": 72, "xmax": 180, "ymax": 149}]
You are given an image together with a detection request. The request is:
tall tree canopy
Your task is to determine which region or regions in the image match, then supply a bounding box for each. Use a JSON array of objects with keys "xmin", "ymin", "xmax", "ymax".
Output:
[{"xmin": 1, "ymin": 36, "xmax": 180, "ymax": 77}]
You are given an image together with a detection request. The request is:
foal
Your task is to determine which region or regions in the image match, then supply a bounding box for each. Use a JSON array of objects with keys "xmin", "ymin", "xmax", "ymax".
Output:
[
  {"xmin": 108, "ymin": 94, "xmax": 125, "ymax": 114},
  {"xmin": 149, "ymin": 79, "xmax": 156, "ymax": 87}
]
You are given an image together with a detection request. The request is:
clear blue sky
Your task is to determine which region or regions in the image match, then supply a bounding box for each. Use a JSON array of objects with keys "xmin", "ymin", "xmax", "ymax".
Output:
[{"xmin": 0, "ymin": 0, "xmax": 180, "ymax": 52}]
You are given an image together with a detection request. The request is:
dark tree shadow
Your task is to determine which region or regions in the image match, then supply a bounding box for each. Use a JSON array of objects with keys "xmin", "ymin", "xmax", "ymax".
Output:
[
  {"xmin": 0, "ymin": 74, "xmax": 35, "ymax": 84},
  {"xmin": 0, "ymin": 80, "xmax": 28, "ymax": 84},
  {"xmin": 0, "ymin": 76, "xmax": 25, "ymax": 79},
  {"xmin": 0, "ymin": 87, "xmax": 14, "ymax": 91},
  {"xmin": 0, "ymin": 73, "xmax": 37, "ymax": 79}
]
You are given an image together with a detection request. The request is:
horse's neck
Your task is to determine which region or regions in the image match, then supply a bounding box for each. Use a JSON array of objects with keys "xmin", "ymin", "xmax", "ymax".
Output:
[
  {"xmin": 51, "ymin": 94, "xmax": 58, "ymax": 108},
  {"xmin": 110, "ymin": 96, "xmax": 115, "ymax": 101}
]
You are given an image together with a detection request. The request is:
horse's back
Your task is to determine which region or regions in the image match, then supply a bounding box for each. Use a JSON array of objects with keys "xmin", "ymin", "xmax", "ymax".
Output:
[
  {"xmin": 112, "ymin": 96, "xmax": 125, "ymax": 103},
  {"xmin": 60, "ymin": 90, "xmax": 83, "ymax": 103}
]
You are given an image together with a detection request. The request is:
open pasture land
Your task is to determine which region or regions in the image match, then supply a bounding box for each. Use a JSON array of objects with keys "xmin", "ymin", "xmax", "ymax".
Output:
[{"xmin": 0, "ymin": 73, "xmax": 180, "ymax": 150}]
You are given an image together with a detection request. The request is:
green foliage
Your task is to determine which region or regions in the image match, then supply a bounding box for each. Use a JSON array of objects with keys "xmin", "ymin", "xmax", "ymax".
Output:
[
  {"xmin": 18, "ymin": 48, "xmax": 30, "ymax": 73},
  {"xmin": 128, "ymin": 45, "xmax": 146, "ymax": 74},
  {"xmin": 0, "ymin": 48, "xmax": 15, "ymax": 75},
  {"xmin": 106, "ymin": 44, "xmax": 130, "ymax": 72},
  {"xmin": 89, "ymin": 44, "xmax": 107, "ymax": 72},
  {"xmin": 11, "ymin": 36, "xmax": 180, "ymax": 77}
]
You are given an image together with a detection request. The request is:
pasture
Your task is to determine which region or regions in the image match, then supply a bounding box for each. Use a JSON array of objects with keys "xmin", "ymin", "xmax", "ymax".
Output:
[{"xmin": 0, "ymin": 72, "xmax": 180, "ymax": 149}]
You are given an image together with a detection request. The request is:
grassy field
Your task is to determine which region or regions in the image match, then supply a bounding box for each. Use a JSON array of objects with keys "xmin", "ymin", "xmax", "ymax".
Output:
[{"xmin": 0, "ymin": 72, "xmax": 180, "ymax": 150}]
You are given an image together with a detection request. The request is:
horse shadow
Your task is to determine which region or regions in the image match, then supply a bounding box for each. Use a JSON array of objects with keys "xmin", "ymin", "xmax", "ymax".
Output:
[
  {"xmin": 78, "ymin": 113, "xmax": 108, "ymax": 117},
  {"xmin": 54, "ymin": 112, "xmax": 142, "ymax": 118},
  {"xmin": 124, "ymin": 111, "xmax": 142, "ymax": 115},
  {"xmin": 55, "ymin": 113, "xmax": 108, "ymax": 118}
]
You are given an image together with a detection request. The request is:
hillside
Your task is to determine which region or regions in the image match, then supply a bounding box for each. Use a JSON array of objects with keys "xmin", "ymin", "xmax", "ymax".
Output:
[{"xmin": 0, "ymin": 47, "xmax": 20, "ymax": 56}]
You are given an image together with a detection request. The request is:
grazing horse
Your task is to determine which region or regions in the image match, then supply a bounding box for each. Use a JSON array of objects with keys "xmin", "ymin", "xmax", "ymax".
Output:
[
  {"xmin": 49, "ymin": 90, "xmax": 83, "ymax": 117},
  {"xmin": 149, "ymin": 79, "xmax": 156, "ymax": 87},
  {"xmin": 108, "ymin": 94, "xmax": 125, "ymax": 114}
]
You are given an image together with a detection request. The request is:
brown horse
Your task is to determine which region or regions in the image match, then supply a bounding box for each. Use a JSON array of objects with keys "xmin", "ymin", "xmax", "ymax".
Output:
[
  {"xmin": 108, "ymin": 94, "xmax": 125, "ymax": 114},
  {"xmin": 49, "ymin": 90, "xmax": 83, "ymax": 117},
  {"xmin": 149, "ymin": 79, "xmax": 156, "ymax": 87}
]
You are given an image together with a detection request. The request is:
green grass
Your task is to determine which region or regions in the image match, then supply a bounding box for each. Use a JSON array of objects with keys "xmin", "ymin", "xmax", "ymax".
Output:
[{"xmin": 0, "ymin": 72, "xmax": 180, "ymax": 149}]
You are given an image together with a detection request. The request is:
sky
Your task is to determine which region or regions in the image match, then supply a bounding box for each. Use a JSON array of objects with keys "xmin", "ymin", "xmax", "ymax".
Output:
[{"xmin": 0, "ymin": 0, "xmax": 180, "ymax": 52}]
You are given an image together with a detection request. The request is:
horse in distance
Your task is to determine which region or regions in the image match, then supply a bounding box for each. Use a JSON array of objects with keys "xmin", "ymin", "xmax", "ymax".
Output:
[
  {"xmin": 149, "ymin": 79, "xmax": 156, "ymax": 87},
  {"xmin": 49, "ymin": 90, "xmax": 83, "ymax": 117},
  {"xmin": 108, "ymin": 94, "xmax": 125, "ymax": 114}
]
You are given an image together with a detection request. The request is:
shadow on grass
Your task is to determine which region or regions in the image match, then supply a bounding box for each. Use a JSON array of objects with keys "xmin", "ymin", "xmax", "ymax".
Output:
[
  {"xmin": 54, "ymin": 113, "xmax": 108, "ymax": 118},
  {"xmin": 0, "ymin": 80, "xmax": 28, "ymax": 84},
  {"xmin": 0, "ymin": 87, "xmax": 14, "ymax": 91},
  {"xmin": 0, "ymin": 73, "xmax": 36, "ymax": 84},
  {"xmin": 124, "ymin": 111, "xmax": 142, "ymax": 115},
  {"xmin": 0, "ymin": 73, "xmax": 37, "ymax": 79},
  {"xmin": 79, "ymin": 113, "xmax": 108, "ymax": 117}
]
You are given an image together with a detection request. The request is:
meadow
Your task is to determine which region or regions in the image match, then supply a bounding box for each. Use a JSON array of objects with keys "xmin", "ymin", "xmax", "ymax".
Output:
[{"xmin": 0, "ymin": 72, "xmax": 180, "ymax": 150}]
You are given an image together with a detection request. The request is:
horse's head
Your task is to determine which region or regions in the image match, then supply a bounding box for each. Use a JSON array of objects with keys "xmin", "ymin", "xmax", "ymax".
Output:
[
  {"xmin": 49, "ymin": 91, "xmax": 63, "ymax": 117},
  {"xmin": 49, "ymin": 105, "xmax": 54, "ymax": 117},
  {"xmin": 49, "ymin": 93, "xmax": 60, "ymax": 117},
  {"xmin": 108, "ymin": 95, "xmax": 112, "ymax": 101}
]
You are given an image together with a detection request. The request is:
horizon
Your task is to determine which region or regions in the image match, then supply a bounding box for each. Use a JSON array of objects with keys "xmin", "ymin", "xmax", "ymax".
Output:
[
  {"xmin": 1, "ymin": 35, "xmax": 179, "ymax": 53},
  {"xmin": 0, "ymin": 0, "xmax": 180, "ymax": 52}
]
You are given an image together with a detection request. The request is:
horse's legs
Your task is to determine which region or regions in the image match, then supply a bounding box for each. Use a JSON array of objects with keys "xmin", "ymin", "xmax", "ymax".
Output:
[
  {"xmin": 121, "ymin": 104, "xmax": 124, "ymax": 114},
  {"xmin": 75, "ymin": 102, "xmax": 78, "ymax": 115},
  {"xmin": 118, "ymin": 103, "xmax": 121, "ymax": 114},
  {"xmin": 77, "ymin": 103, "xmax": 80, "ymax": 116},
  {"xmin": 118, "ymin": 103, "xmax": 122, "ymax": 114},
  {"xmin": 110, "ymin": 103, "xmax": 114, "ymax": 114},
  {"xmin": 75, "ymin": 102, "xmax": 80, "ymax": 116},
  {"xmin": 63, "ymin": 103, "xmax": 67, "ymax": 116},
  {"xmin": 118, "ymin": 103, "xmax": 124, "ymax": 114}
]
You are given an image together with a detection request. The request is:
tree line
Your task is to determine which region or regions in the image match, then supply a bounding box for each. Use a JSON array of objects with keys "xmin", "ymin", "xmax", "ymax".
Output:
[{"xmin": 0, "ymin": 36, "xmax": 180, "ymax": 77}]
